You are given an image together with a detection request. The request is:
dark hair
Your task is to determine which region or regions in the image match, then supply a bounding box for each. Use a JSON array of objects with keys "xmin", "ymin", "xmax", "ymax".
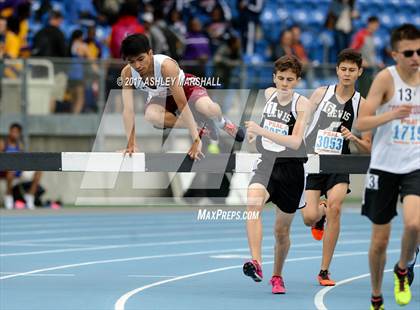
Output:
[
  {"xmin": 274, "ymin": 55, "xmax": 302, "ymax": 78},
  {"xmin": 367, "ymin": 16, "xmax": 379, "ymax": 23},
  {"xmin": 6, "ymin": 17, "xmax": 19, "ymax": 35},
  {"xmin": 337, "ymin": 48, "xmax": 363, "ymax": 68},
  {"xmin": 390, "ymin": 24, "xmax": 420, "ymax": 50},
  {"xmin": 50, "ymin": 10, "xmax": 63, "ymax": 20},
  {"xmin": 9, "ymin": 123, "xmax": 22, "ymax": 132},
  {"xmin": 120, "ymin": 34, "xmax": 151, "ymax": 59},
  {"xmin": 119, "ymin": 1, "xmax": 139, "ymax": 17}
]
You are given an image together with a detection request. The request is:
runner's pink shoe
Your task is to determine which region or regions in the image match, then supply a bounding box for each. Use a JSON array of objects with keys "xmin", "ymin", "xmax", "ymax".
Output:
[
  {"xmin": 270, "ymin": 275, "xmax": 286, "ymax": 294},
  {"xmin": 222, "ymin": 119, "xmax": 245, "ymax": 142}
]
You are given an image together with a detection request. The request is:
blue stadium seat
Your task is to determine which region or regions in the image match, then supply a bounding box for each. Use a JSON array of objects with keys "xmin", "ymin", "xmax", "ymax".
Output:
[
  {"xmin": 379, "ymin": 13, "xmax": 393, "ymax": 30},
  {"xmin": 308, "ymin": 9, "xmax": 326, "ymax": 28},
  {"xmin": 293, "ymin": 10, "xmax": 309, "ymax": 26}
]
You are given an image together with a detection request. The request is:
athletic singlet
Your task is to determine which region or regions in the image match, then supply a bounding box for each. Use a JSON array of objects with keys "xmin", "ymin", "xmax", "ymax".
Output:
[
  {"xmin": 305, "ymin": 85, "xmax": 361, "ymax": 155},
  {"xmin": 370, "ymin": 66, "xmax": 420, "ymax": 174},
  {"xmin": 130, "ymin": 54, "xmax": 185, "ymax": 103},
  {"xmin": 4, "ymin": 142, "xmax": 20, "ymax": 153},
  {"xmin": 256, "ymin": 91, "xmax": 307, "ymax": 163}
]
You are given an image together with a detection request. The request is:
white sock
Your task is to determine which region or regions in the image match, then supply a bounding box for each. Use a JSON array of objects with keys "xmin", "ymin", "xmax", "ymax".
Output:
[
  {"xmin": 4, "ymin": 195, "xmax": 13, "ymax": 210},
  {"xmin": 211, "ymin": 116, "xmax": 226, "ymax": 129},
  {"xmin": 408, "ymin": 247, "xmax": 419, "ymax": 265},
  {"xmin": 24, "ymin": 194, "xmax": 35, "ymax": 210}
]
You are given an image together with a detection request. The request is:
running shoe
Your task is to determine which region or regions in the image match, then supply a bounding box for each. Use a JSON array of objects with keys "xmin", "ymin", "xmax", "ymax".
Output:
[
  {"xmin": 311, "ymin": 215, "xmax": 326, "ymax": 241},
  {"xmin": 222, "ymin": 118, "xmax": 245, "ymax": 142},
  {"xmin": 370, "ymin": 295, "xmax": 384, "ymax": 310},
  {"xmin": 270, "ymin": 275, "xmax": 286, "ymax": 294},
  {"xmin": 317, "ymin": 269, "xmax": 335, "ymax": 286},
  {"xmin": 311, "ymin": 201, "xmax": 327, "ymax": 241},
  {"xmin": 394, "ymin": 263, "xmax": 411, "ymax": 306},
  {"xmin": 407, "ymin": 246, "xmax": 419, "ymax": 286},
  {"xmin": 243, "ymin": 260, "xmax": 263, "ymax": 282},
  {"xmin": 207, "ymin": 142, "xmax": 220, "ymax": 154}
]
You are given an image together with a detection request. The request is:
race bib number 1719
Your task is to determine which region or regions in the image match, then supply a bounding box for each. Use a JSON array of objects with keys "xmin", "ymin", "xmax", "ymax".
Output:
[{"xmin": 391, "ymin": 119, "xmax": 420, "ymax": 145}]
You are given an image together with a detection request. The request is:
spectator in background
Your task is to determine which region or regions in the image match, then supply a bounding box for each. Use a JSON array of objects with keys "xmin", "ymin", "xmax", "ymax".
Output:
[
  {"xmin": 238, "ymin": 0, "xmax": 264, "ymax": 55},
  {"xmin": 84, "ymin": 25, "xmax": 101, "ymax": 113},
  {"xmin": 32, "ymin": 10, "xmax": 66, "ymax": 57},
  {"xmin": 68, "ymin": 30, "xmax": 92, "ymax": 114},
  {"xmin": 168, "ymin": 9, "xmax": 187, "ymax": 60},
  {"xmin": 109, "ymin": 1, "xmax": 144, "ymax": 59},
  {"xmin": 351, "ymin": 16, "xmax": 381, "ymax": 97},
  {"xmin": 107, "ymin": 0, "xmax": 144, "ymax": 111},
  {"xmin": 214, "ymin": 34, "xmax": 242, "ymax": 89},
  {"xmin": 0, "ymin": 123, "xmax": 42, "ymax": 210},
  {"xmin": 351, "ymin": 16, "xmax": 380, "ymax": 68},
  {"xmin": 290, "ymin": 25, "xmax": 309, "ymax": 65},
  {"xmin": 85, "ymin": 25, "xmax": 102, "ymax": 59},
  {"xmin": 15, "ymin": 1, "xmax": 30, "ymax": 57},
  {"xmin": 272, "ymin": 29, "xmax": 293, "ymax": 60},
  {"xmin": 326, "ymin": 0, "xmax": 358, "ymax": 62},
  {"xmin": 153, "ymin": 9, "xmax": 183, "ymax": 61},
  {"xmin": 206, "ymin": 6, "xmax": 230, "ymax": 54},
  {"xmin": 3, "ymin": 16, "xmax": 20, "ymax": 59},
  {"xmin": 168, "ymin": 9, "xmax": 186, "ymax": 38},
  {"xmin": 0, "ymin": 16, "xmax": 7, "ymax": 58},
  {"xmin": 183, "ymin": 18, "xmax": 211, "ymax": 78},
  {"xmin": 142, "ymin": 12, "xmax": 169, "ymax": 55}
]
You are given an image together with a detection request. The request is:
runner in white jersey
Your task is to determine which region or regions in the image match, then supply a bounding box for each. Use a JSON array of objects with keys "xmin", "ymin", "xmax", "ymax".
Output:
[
  {"xmin": 356, "ymin": 24, "xmax": 420, "ymax": 310},
  {"xmin": 242, "ymin": 56, "xmax": 311, "ymax": 294},
  {"xmin": 301, "ymin": 49, "xmax": 372, "ymax": 286},
  {"xmin": 119, "ymin": 34, "xmax": 244, "ymax": 159}
]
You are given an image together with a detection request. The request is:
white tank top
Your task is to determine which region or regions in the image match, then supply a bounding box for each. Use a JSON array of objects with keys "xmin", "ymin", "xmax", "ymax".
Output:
[
  {"xmin": 370, "ymin": 66, "xmax": 420, "ymax": 174},
  {"xmin": 130, "ymin": 54, "xmax": 185, "ymax": 103}
]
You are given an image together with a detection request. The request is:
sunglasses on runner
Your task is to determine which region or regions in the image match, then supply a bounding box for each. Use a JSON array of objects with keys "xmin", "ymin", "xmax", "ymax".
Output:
[{"xmin": 399, "ymin": 49, "xmax": 420, "ymax": 58}]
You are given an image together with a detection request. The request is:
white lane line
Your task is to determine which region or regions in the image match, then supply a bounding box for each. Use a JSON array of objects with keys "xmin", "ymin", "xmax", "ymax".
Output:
[
  {"xmin": 0, "ymin": 247, "xmax": 254, "ymax": 281},
  {"xmin": 114, "ymin": 250, "xmax": 398, "ymax": 310},
  {"xmin": 0, "ymin": 238, "xmax": 388, "ymax": 281},
  {"xmin": 127, "ymin": 275, "xmax": 176, "ymax": 278},
  {"xmin": 0, "ymin": 229, "xmax": 245, "ymax": 245},
  {"xmin": 0, "ymin": 237, "xmax": 250, "ymax": 257},
  {"xmin": 0, "ymin": 235, "xmax": 390, "ymax": 258},
  {"xmin": 0, "ymin": 272, "xmax": 75, "ymax": 277},
  {"xmin": 314, "ymin": 263, "xmax": 419, "ymax": 310},
  {"xmin": 0, "ymin": 242, "xmax": 102, "ymax": 248}
]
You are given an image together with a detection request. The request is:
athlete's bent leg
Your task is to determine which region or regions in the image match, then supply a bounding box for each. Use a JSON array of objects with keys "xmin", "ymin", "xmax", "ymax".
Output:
[
  {"xmin": 301, "ymin": 190, "xmax": 323, "ymax": 226},
  {"xmin": 145, "ymin": 104, "xmax": 187, "ymax": 128}
]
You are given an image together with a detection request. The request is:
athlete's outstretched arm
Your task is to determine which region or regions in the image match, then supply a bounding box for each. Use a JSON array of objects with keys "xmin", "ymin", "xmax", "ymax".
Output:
[
  {"xmin": 356, "ymin": 69, "xmax": 412, "ymax": 131},
  {"xmin": 162, "ymin": 59, "xmax": 203, "ymax": 160},
  {"xmin": 121, "ymin": 65, "xmax": 138, "ymax": 155}
]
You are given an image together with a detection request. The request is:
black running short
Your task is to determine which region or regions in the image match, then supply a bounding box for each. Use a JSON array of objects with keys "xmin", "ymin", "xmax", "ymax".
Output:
[
  {"xmin": 249, "ymin": 159, "xmax": 306, "ymax": 213},
  {"xmin": 305, "ymin": 173, "xmax": 350, "ymax": 197},
  {"xmin": 362, "ymin": 169, "xmax": 420, "ymax": 225}
]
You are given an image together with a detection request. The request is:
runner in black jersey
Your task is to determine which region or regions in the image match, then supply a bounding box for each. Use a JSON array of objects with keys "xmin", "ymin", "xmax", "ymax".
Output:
[
  {"xmin": 301, "ymin": 49, "xmax": 372, "ymax": 286},
  {"xmin": 242, "ymin": 55, "xmax": 311, "ymax": 294}
]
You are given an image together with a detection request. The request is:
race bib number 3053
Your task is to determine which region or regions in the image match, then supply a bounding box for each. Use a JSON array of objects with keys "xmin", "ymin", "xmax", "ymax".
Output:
[
  {"xmin": 262, "ymin": 119, "xmax": 288, "ymax": 152},
  {"xmin": 314, "ymin": 129, "xmax": 344, "ymax": 154},
  {"xmin": 391, "ymin": 119, "xmax": 420, "ymax": 145}
]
